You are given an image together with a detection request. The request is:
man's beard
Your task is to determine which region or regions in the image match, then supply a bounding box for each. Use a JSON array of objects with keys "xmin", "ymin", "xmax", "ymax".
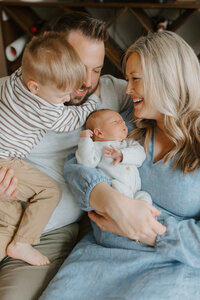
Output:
[{"xmin": 65, "ymin": 82, "xmax": 99, "ymax": 106}]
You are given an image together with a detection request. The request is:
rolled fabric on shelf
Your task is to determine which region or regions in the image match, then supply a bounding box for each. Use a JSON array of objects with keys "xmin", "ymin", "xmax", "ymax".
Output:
[{"xmin": 5, "ymin": 34, "xmax": 29, "ymax": 62}]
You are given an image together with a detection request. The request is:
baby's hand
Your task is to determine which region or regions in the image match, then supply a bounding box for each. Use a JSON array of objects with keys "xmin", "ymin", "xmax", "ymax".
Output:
[
  {"xmin": 80, "ymin": 129, "xmax": 93, "ymax": 138},
  {"xmin": 103, "ymin": 145, "xmax": 123, "ymax": 166}
]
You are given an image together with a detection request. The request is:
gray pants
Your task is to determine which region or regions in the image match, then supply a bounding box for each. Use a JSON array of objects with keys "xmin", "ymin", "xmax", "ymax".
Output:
[{"xmin": 0, "ymin": 214, "xmax": 91, "ymax": 300}]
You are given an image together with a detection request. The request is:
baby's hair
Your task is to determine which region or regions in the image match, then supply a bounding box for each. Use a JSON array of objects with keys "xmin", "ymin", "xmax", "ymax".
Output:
[
  {"xmin": 86, "ymin": 109, "xmax": 113, "ymax": 130},
  {"xmin": 22, "ymin": 31, "xmax": 85, "ymax": 91}
]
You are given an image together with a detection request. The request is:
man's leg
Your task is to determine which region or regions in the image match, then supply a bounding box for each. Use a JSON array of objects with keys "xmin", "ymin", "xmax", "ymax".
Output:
[{"xmin": 0, "ymin": 223, "xmax": 79, "ymax": 300}]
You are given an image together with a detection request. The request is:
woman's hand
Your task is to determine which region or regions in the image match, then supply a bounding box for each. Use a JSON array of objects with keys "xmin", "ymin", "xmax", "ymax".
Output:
[
  {"xmin": 0, "ymin": 167, "xmax": 18, "ymax": 200},
  {"xmin": 89, "ymin": 183, "xmax": 166, "ymax": 246}
]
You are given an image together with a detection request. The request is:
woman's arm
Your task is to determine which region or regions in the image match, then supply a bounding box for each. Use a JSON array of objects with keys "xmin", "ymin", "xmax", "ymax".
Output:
[
  {"xmin": 89, "ymin": 183, "xmax": 165, "ymax": 245},
  {"xmin": 64, "ymin": 155, "xmax": 166, "ymax": 245}
]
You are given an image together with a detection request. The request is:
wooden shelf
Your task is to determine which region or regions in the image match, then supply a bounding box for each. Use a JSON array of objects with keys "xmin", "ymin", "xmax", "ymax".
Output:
[
  {"xmin": 1, "ymin": 1, "xmax": 200, "ymax": 9},
  {"xmin": 1, "ymin": 17, "xmax": 24, "ymax": 47},
  {"xmin": 0, "ymin": 0, "xmax": 200, "ymax": 77},
  {"xmin": 3, "ymin": 6, "xmax": 40, "ymax": 37},
  {"xmin": 129, "ymin": 7, "xmax": 154, "ymax": 32},
  {"xmin": 105, "ymin": 36, "xmax": 124, "ymax": 73},
  {"xmin": 169, "ymin": 8, "xmax": 198, "ymax": 31}
]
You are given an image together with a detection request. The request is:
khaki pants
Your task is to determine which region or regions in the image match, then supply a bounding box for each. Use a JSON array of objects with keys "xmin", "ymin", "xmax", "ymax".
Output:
[{"xmin": 0, "ymin": 158, "xmax": 61, "ymax": 260}]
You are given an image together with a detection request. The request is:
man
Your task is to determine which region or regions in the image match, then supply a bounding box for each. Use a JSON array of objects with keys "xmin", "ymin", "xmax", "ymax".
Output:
[{"xmin": 0, "ymin": 12, "xmax": 132, "ymax": 299}]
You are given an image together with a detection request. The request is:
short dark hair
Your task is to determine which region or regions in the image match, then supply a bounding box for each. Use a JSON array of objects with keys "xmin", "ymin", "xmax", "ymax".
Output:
[{"xmin": 54, "ymin": 11, "xmax": 108, "ymax": 42}]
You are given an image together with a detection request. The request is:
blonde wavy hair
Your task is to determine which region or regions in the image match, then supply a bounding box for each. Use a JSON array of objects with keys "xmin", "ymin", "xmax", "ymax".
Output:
[
  {"xmin": 123, "ymin": 31, "xmax": 200, "ymax": 173},
  {"xmin": 22, "ymin": 31, "xmax": 85, "ymax": 92}
]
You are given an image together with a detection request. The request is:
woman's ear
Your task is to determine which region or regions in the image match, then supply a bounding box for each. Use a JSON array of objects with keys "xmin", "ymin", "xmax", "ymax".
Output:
[
  {"xmin": 27, "ymin": 80, "xmax": 39, "ymax": 95},
  {"xmin": 93, "ymin": 128, "xmax": 104, "ymax": 138}
]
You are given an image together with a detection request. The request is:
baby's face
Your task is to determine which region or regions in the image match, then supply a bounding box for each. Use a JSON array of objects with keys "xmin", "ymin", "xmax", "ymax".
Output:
[
  {"xmin": 98, "ymin": 111, "xmax": 128, "ymax": 142},
  {"xmin": 36, "ymin": 83, "xmax": 72, "ymax": 105}
]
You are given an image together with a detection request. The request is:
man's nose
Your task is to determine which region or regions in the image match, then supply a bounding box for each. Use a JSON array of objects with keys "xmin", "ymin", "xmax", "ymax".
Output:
[{"xmin": 83, "ymin": 69, "xmax": 92, "ymax": 88}]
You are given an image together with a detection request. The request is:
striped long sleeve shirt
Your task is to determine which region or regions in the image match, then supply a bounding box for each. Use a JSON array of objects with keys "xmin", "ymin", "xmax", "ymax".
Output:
[{"xmin": 0, "ymin": 68, "xmax": 98, "ymax": 159}]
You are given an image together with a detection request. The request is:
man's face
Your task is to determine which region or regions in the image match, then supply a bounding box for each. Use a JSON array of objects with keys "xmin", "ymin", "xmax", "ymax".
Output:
[{"xmin": 67, "ymin": 30, "xmax": 105, "ymax": 105}]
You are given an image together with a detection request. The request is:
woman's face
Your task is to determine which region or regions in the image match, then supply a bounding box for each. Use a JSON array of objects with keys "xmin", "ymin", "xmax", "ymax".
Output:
[{"xmin": 125, "ymin": 52, "xmax": 161, "ymax": 121}]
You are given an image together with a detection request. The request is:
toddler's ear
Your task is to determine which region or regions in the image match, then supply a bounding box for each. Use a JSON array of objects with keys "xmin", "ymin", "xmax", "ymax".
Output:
[{"xmin": 27, "ymin": 80, "xmax": 39, "ymax": 95}]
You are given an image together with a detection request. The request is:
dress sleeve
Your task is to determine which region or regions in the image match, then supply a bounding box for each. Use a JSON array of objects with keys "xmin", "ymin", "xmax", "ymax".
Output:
[
  {"xmin": 156, "ymin": 213, "xmax": 200, "ymax": 268},
  {"xmin": 64, "ymin": 153, "xmax": 111, "ymax": 211}
]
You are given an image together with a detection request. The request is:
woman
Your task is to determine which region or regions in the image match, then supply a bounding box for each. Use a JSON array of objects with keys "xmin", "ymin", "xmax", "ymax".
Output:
[{"xmin": 40, "ymin": 31, "xmax": 200, "ymax": 300}]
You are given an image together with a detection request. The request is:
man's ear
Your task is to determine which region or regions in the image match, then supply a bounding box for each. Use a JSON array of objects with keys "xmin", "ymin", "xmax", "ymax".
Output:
[
  {"xmin": 93, "ymin": 128, "xmax": 104, "ymax": 138},
  {"xmin": 27, "ymin": 80, "xmax": 39, "ymax": 95}
]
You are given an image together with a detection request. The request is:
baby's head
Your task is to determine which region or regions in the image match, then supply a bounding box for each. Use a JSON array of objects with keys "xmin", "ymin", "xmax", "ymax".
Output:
[
  {"xmin": 22, "ymin": 31, "xmax": 85, "ymax": 104},
  {"xmin": 86, "ymin": 109, "xmax": 128, "ymax": 142}
]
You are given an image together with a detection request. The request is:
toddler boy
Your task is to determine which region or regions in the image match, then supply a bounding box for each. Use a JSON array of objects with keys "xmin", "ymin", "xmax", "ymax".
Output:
[{"xmin": 0, "ymin": 31, "xmax": 97, "ymax": 266}]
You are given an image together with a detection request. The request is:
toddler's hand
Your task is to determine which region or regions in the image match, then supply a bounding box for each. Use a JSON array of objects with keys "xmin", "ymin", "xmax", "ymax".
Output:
[
  {"xmin": 0, "ymin": 167, "xmax": 18, "ymax": 201},
  {"xmin": 80, "ymin": 129, "xmax": 93, "ymax": 138},
  {"xmin": 103, "ymin": 145, "xmax": 123, "ymax": 166}
]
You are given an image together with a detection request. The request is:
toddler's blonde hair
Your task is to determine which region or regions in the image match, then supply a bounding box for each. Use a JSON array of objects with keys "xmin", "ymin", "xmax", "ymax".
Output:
[{"xmin": 22, "ymin": 31, "xmax": 85, "ymax": 92}]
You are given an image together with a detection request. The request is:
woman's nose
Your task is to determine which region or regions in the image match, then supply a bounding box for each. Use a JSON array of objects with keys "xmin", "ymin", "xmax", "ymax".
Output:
[{"xmin": 126, "ymin": 81, "xmax": 132, "ymax": 94}]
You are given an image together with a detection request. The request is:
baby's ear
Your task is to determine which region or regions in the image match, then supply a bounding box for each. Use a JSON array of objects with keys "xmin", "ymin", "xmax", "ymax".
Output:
[
  {"xmin": 27, "ymin": 80, "xmax": 39, "ymax": 95},
  {"xmin": 93, "ymin": 128, "xmax": 104, "ymax": 138}
]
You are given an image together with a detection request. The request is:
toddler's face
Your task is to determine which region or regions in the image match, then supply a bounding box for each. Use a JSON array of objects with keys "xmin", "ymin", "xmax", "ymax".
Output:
[
  {"xmin": 36, "ymin": 83, "xmax": 72, "ymax": 105},
  {"xmin": 98, "ymin": 111, "xmax": 128, "ymax": 142}
]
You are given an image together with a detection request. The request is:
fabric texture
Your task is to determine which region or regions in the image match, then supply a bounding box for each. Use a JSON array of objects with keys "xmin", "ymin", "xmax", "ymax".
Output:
[{"xmin": 40, "ymin": 125, "xmax": 200, "ymax": 300}]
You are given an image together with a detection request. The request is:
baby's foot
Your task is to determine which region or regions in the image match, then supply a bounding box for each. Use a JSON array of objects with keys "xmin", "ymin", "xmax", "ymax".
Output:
[{"xmin": 7, "ymin": 242, "xmax": 50, "ymax": 266}]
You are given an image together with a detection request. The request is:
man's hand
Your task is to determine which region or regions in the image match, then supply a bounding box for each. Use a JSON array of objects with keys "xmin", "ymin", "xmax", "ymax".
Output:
[
  {"xmin": 80, "ymin": 129, "xmax": 93, "ymax": 138},
  {"xmin": 89, "ymin": 183, "xmax": 166, "ymax": 246},
  {"xmin": 103, "ymin": 145, "xmax": 123, "ymax": 166},
  {"xmin": 0, "ymin": 167, "xmax": 18, "ymax": 200}
]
